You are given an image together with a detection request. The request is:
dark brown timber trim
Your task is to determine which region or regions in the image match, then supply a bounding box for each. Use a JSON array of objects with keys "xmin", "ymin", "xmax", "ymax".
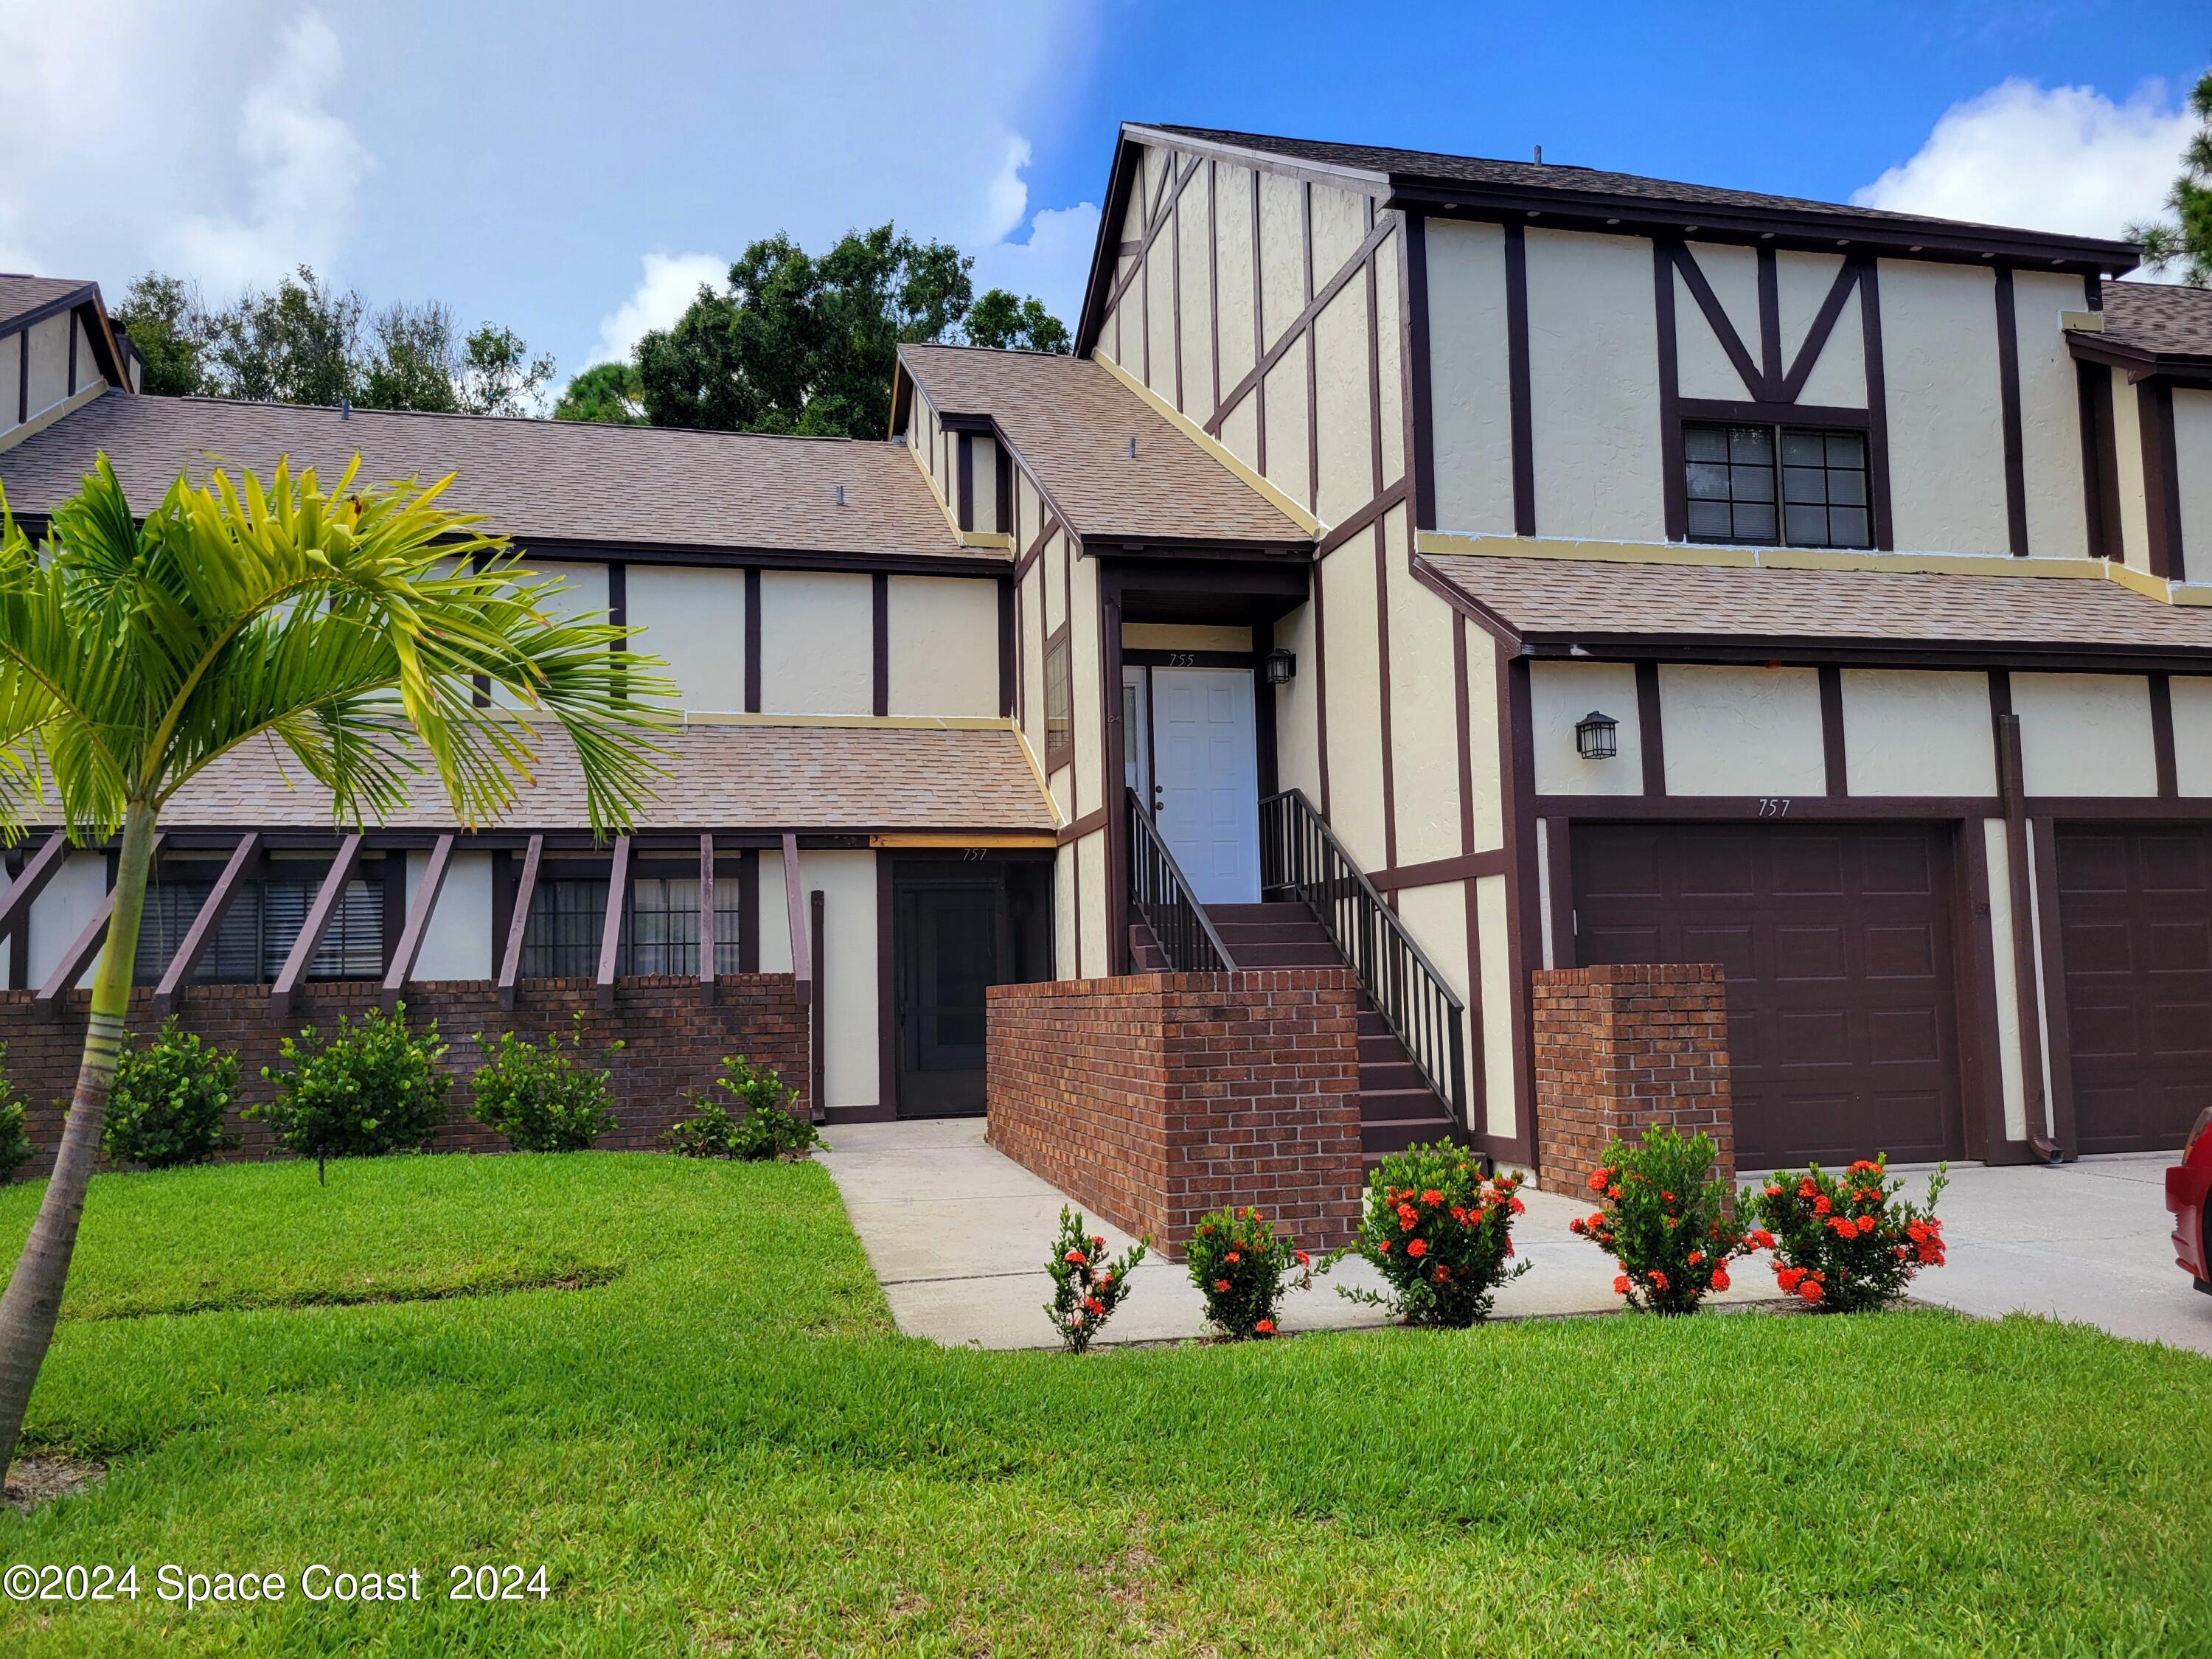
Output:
[
  {"xmin": 1635, "ymin": 661, "xmax": 1667, "ymax": 796},
  {"xmin": 1992, "ymin": 698, "xmax": 2051, "ymax": 1154},
  {"xmin": 1206, "ymin": 215, "xmax": 1397, "ymax": 439},
  {"xmin": 1655, "ymin": 241, "xmax": 1686, "ymax": 541},
  {"xmin": 998, "ymin": 578, "xmax": 1016, "ymax": 718},
  {"xmin": 1316, "ymin": 476, "xmax": 1408, "ymax": 555},
  {"xmin": 1779, "ymin": 260, "xmax": 1861, "ymax": 403},
  {"xmin": 743, "ymin": 568, "xmax": 762, "ymax": 712},
  {"xmin": 2151, "ymin": 672, "xmax": 2180, "ymax": 799},
  {"xmin": 493, "ymin": 832, "xmax": 542, "ymax": 1012},
  {"xmin": 1543, "ymin": 815, "xmax": 1576, "ymax": 970},
  {"xmin": 871, "ymin": 571, "xmax": 890, "ymax": 716},
  {"xmin": 1405, "ymin": 213, "xmax": 1437, "ymax": 529},
  {"xmin": 1672, "ymin": 243, "xmax": 1770, "ymax": 400},
  {"xmin": 2078, "ymin": 359, "xmax": 2124, "ymax": 560},
  {"xmin": 1756, "ymin": 246, "xmax": 1784, "ymax": 391},
  {"xmin": 1857, "ymin": 257, "xmax": 1896, "ymax": 549},
  {"xmin": 0, "ymin": 832, "xmax": 70, "ymax": 937},
  {"xmin": 1208, "ymin": 158, "xmax": 1222, "ymax": 416},
  {"xmin": 782, "ymin": 832, "xmax": 811, "ymax": 997},
  {"xmin": 2140, "ymin": 379, "xmax": 2187, "ymax": 582},
  {"xmin": 809, "ymin": 888, "xmax": 827, "ymax": 1113},
  {"xmin": 2030, "ymin": 814, "xmax": 2080, "ymax": 1157},
  {"xmin": 154, "ymin": 832, "xmax": 261, "ymax": 1015},
  {"xmin": 1503, "ymin": 223, "xmax": 1536, "ymax": 536},
  {"xmin": 875, "ymin": 852, "xmax": 895, "ymax": 1120},
  {"xmin": 1312, "ymin": 552, "xmax": 1332, "ymax": 815},
  {"xmin": 738, "ymin": 848, "xmax": 760, "ymax": 975},
  {"xmin": 1994, "ymin": 265, "xmax": 2029, "ymax": 556},
  {"xmin": 1496, "ymin": 652, "xmax": 1540, "ymax": 1169},
  {"xmin": 37, "ymin": 833, "xmax": 166, "ymax": 1015},
  {"xmin": 1818, "ymin": 665, "xmax": 1849, "ymax": 797},
  {"xmin": 1374, "ymin": 524, "xmax": 1399, "ymax": 872}
]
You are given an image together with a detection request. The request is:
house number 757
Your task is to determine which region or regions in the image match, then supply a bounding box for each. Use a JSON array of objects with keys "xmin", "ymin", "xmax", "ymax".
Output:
[{"xmin": 1757, "ymin": 798, "xmax": 1792, "ymax": 817}]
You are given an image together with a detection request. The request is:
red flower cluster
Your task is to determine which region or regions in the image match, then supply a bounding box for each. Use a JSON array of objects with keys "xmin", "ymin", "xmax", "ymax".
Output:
[
  {"xmin": 1576, "ymin": 1128, "xmax": 1751, "ymax": 1316},
  {"xmin": 1748, "ymin": 1155, "xmax": 1948, "ymax": 1314},
  {"xmin": 1046, "ymin": 1206, "xmax": 1147, "ymax": 1353},
  {"xmin": 1347, "ymin": 1146, "xmax": 1531, "ymax": 1326},
  {"xmin": 1187, "ymin": 1203, "xmax": 1312, "ymax": 1340}
]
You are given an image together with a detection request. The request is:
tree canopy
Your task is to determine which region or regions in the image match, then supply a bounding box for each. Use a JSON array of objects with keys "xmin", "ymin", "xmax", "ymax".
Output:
[
  {"xmin": 112, "ymin": 268, "xmax": 555, "ymax": 415},
  {"xmin": 631, "ymin": 224, "xmax": 1068, "ymax": 438},
  {"xmin": 552, "ymin": 361, "xmax": 647, "ymax": 425},
  {"xmin": 2129, "ymin": 68, "xmax": 2212, "ymax": 287}
]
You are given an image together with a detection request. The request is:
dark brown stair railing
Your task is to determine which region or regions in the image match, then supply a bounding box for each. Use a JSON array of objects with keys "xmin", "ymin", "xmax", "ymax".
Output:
[
  {"xmin": 1126, "ymin": 787, "xmax": 1236, "ymax": 973},
  {"xmin": 1260, "ymin": 788, "xmax": 1468, "ymax": 1131}
]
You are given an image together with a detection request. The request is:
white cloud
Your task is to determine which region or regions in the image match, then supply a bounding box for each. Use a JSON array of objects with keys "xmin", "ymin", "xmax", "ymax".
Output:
[
  {"xmin": 981, "ymin": 136, "xmax": 1037, "ymax": 246},
  {"xmin": 164, "ymin": 13, "xmax": 374, "ymax": 291},
  {"xmin": 970, "ymin": 200, "xmax": 1103, "ymax": 332},
  {"xmin": 1854, "ymin": 79, "xmax": 2190, "ymax": 254},
  {"xmin": 586, "ymin": 251, "xmax": 728, "ymax": 366}
]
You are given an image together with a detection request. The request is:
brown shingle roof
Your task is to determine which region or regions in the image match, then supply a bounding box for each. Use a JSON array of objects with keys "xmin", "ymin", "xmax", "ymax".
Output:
[
  {"xmin": 1421, "ymin": 553, "xmax": 2212, "ymax": 661},
  {"xmin": 0, "ymin": 392, "xmax": 992, "ymax": 561},
  {"xmin": 897, "ymin": 343, "xmax": 1308, "ymax": 548},
  {"xmin": 1138, "ymin": 125, "xmax": 2140, "ymax": 266},
  {"xmin": 119, "ymin": 720, "xmax": 1055, "ymax": 833},
  {"xmin": 0, "ymin": 276, "xmax": 89, "ymax": 333},
  {"xmin": 2099, "ymin": 282, "xmax": 2212, "ymax": 364}
]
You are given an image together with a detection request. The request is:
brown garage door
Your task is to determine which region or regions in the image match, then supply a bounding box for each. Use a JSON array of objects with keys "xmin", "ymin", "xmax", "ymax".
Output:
[
  {"xmin": 2054, "ymin": 826, "xmax": 2212, "ymax": 1155},
  {"xmin": 1572, "ymin": 823, "xmax": 1964, "ymax": 1168}
]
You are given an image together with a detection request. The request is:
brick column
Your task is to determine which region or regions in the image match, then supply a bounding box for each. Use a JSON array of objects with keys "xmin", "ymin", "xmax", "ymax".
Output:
[{"xmin": 1531, "ymin": 962, "xmax": 1732, "ymax": 1195}]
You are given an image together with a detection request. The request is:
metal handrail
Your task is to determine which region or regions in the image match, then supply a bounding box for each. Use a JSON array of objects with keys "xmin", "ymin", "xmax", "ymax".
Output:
[
  {"xmin": 1259, "ymin": 787, "xmax": 1468, "ymax": 1130},
  {"xmin": 1125, "ymin": 787, "xmax": 1236, "ymax": 973}
]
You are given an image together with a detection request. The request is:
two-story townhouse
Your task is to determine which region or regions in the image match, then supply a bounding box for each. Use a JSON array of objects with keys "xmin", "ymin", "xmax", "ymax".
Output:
[{"xmin": 4, "ymin": 119, "xmax": 2210, "ymax": 1211}]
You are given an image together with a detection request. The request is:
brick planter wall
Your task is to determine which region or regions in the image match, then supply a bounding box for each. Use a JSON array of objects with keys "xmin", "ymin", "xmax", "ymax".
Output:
[
  {"xmin": 985, "ymin": 970, "xmax": 1362, "ymax": 1257},
  {"xmin": 6, "ymin": 975, "xmax": 807, "ymax": 1179},
  {"xmin": 1531, "ymin": 962, "xmax": 1733, "ymax": 1196}
]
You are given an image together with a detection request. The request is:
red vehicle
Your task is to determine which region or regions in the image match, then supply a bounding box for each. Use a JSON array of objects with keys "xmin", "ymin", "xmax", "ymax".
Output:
[{"xmin": 2171, "ymin": 1107, "xmax": 2212, "ymax": 1295}]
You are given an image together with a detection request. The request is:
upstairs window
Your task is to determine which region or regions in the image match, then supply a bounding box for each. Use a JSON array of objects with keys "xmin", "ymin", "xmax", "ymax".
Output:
[
  {"xmin": 1683, "ymin": 422, "xmax": 1870, "ymax": 550},
  {"xmin": 1043, "ymin": 627, "xmax": 1072, "ymax": 771}
]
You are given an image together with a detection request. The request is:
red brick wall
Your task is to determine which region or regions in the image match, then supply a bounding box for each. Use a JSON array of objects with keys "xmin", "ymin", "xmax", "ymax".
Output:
[
  {"xmin": 985, "ymin": 970, "xmax": 1363, "ymax": 1256},
  {"xmin": 1531, "ymin": 962, "xmax": 1733, "ymax": 1196},
  {"xmin": 6, "ymin": 975, "xmax": 807, "ymax": 1178}
]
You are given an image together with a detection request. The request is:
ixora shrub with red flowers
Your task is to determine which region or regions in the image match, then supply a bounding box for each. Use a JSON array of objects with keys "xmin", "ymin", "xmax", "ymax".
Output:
[
  {"xmin": 1337, "ymin": 1142, "xmax": 1530, "ymax": 1327},
  {"xmin": 1571, "ymin": 1127, "xmax": 1753, "ymax": 1315},
  {"xmin": 1046, "ymin": 1206, "xmax": 1147, "ymax": 1353},
  {"xmin": 1747, "ymin": 1158, "xmax": 1950, "ymax": 1313},
  {"xmin": 1185, "ymin": 1205, "xmax": 1314, "ymax": 1340}
]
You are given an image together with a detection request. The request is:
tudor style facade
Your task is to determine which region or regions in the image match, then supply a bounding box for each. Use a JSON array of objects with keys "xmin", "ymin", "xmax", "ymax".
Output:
[{"xmin": 3, "ymin": 121, "xmax": 2210, "ymax": 1197}]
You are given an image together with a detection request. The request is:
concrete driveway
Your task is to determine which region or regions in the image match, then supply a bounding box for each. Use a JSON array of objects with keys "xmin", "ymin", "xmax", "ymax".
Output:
[
  {"xmin": 823, "ymin": 1121, "xmax": 2211, "ymax": 1355},
  {"xmin": 1850, "ymin": 1154, "xmax": 2212, "ymax": 1357}
]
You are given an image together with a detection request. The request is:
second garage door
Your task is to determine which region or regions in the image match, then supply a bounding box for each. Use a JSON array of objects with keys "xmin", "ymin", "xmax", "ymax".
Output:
[{"xmin": 1572, "ymin": 823, "xmax": 1964, "ymax": 1168}]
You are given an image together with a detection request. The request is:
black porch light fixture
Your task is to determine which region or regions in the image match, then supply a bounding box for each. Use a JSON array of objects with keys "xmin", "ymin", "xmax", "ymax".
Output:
[
  {"xmin": 1575, "ymin": 709, "xmax": 1619, "ymax": 760},
  {"xmin": 1263, "ymin": 647, "xmax": 1297, "ymax": 686}
]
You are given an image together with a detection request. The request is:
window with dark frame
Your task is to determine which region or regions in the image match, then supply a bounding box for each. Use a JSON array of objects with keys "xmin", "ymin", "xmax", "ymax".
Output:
[
  {"xmin": 520, "ymin": 874, "xmax": 743, "ymax": 979},
  {"xmin": 133, "ymin": 869, "xmax": 384, "ymax": 984},
  {"xmin": 1043, "ymin": 628, "xmax": 1072, "ymax": 769},
  {"xmin": 1683, "ymin": 421, "xmax": 1870, "ymax": 550}
]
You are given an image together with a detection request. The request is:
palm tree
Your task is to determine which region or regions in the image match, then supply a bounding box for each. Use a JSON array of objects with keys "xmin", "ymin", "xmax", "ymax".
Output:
[{"xmin": 0, "ymin": 454, "xmax": 672, "ymax": 1485}]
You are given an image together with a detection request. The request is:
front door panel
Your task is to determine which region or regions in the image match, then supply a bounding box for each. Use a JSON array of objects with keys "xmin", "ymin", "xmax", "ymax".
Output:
[
  {"xmin": 897, "ymin": 877, "xmax": 1002, "ymax": 1117},
  {"xmin": 1151, "ymin": 667, "xmax": 1259, "ymax": 905}
]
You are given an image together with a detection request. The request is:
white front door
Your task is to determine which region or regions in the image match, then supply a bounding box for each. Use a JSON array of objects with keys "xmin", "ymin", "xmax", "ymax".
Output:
[{"xmin": 1150, "ymin": 666, "xmax": 1259, "ymax": 904}]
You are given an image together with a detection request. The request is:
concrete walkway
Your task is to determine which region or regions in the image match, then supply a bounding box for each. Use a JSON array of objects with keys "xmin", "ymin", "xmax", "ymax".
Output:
[{"xmin": 820, "ymin": 1119, "xmax": 1778, "ymax": 1349}]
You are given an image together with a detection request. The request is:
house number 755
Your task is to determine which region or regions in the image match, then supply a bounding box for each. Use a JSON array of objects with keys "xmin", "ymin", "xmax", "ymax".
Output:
[{"xmin": 1757, "ymin": 798, "xmax": 1792, "ymax": 817}]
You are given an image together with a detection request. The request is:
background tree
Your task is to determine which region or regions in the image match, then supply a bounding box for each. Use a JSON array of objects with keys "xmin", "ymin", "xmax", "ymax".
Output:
[
  {"xmin": 111, "ymin": 274, "xmax": 215, "ymax": 397},
  {"xmin": 964, "ymin": 290, "xmax": 1071, "ymax": 354},
  {"xmin": 0, "ymin": 456, "xmax": 672, "ymax": 1486},
  {"xmin": 634, "ymin": 224, "xmax": 1068, "ymax": 437},
  {"xmin": 212, "ymin": 268, "xmax": 364, "ymax": 407},
  {"xmin": 2128, "ymin": 68, "xmax": 2212, "ymax": 286},
  {"xmin": 552, "ymin": 361, "xmax": 647, "ymax": 425}
]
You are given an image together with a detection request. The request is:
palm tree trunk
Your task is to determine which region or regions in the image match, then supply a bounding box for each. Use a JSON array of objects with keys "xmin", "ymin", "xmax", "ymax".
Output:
[{"xmin": 0, "ymin": 801, "xmax": 158, "ymax": 1486}]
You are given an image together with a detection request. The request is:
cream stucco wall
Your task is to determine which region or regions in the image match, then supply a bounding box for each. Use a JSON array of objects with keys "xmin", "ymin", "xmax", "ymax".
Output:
[
  {"xmin": 1526, "ymin": 229, "xmax": 1663, "ymax": 541},
  {"xmin": 23, "ymin": 311, "xmax": 74, "ymax": 418},
  {"xmin": 1658, "ymin": 665, "xmax": 1826, "ymax": 797},
  {"xmin": 406, "ymin": 848, "xmax": 494, "ymax": 980},
  {"xmin": 800, "ymin": 849, "xmax": 880, "ymax": 1110},
  {"xmin": 1145, "ymin": 223, "xmax": 1178, "ymax": 402},
  {"xmin": 1465, "ymin": 632, "xmax": 1506, "ymax": 852},
  {"xmin": 2014, "ymin": 272, "xmax": 2092, "ymax": 558},
  {"xmin": 1176, "ymin": 169, "xmax": 1214, "ymax": 420},
  {"xmin": 1775, "ymin": 251, "xmax": 1865, "ymax": 409},
  {"xmin": 1071, "ymin": 550, "xmax": 1103, "ymax": 827},
  {"xmin": 1382, "ymin": 515, "xmax": 1461, "ymax": 866},
  {"xmin": 1076, "ymin": 832, "xmax": 1108, "ymax": 978},
  {"xmin": 1674, "ymin": 243, "xmax": 1760, "ymax": 403},
  {"xmin": 1422, "ymin": 219, "xmax": 1515, "ymax": 537},
  {"xmin": 2111, "ymin": 370, "xmax": 2150, "ymax": 571},
  {"xmin": 1880, "ymin": 260, "xmax": 2009, "ymax": 557},
  {"xmin": 1394, "ymin": 878, "xmax": 1478, "ymax": 1119},
  {"xmin": 1318, "ymin": 539, "xmax": 1385, "ymax": 870},
  {"xmin": 1475, "ymin": 872, "xmax": 1516, "ymax": 1139},
  {"xmin": 1262, "ymin": 349, "xmax": 1310, "ymax": 510},
  {"xmin": 1310, "ymin": 184, "xmax": 1368, "ymax": 288},
  {"xmin": 1216, "ymin": 164, "xmax": 1258, "ymax": 393},
  {"xmin": 492, "ymin": 561, "xmax": 606, "ymax": 709},
  {"xmin": 1983, "ymin": 818, "xmax": 2030, "ymax": 1144},
  {"xmin": 1052, "ymin": 842, "xmax": 1076, "ymax": 980},
  {"xmin": 27, "ymin": 852, "xmax": 109, "ymax": 991},
  {"xmin": 1312, "ymin": 277, "xmax": 1371, "ymax": 524},
  {"xmin": 758, "ymin": 571, "xmax": 872, "ymax": 716},
  {"xmin": 1218, "ymin": 392, "xmax": 1260, "ymax": 477},
  {"xmin": 0, "ymin": 336, "xmax": 16, "ymax": 436},
  {"xmin": 886, "ymin": 576, "xmax": 998, "ymax": 716},
  {"xmin": 626, "ymin": 564, "xmax": 747, "ymax": 712},
  {"xmin": 1529, "ymin": 660, "xmax": 1643, "ymax": 796},
  {"xmin": 1376, "ymin": 232, "xmax": 1406, "ymax": 487},
  {"xmin": 1258, "ymin": 171, "xmax": 1304, "ymax": 343},
  {"xmin": 2174, "ymin": 387, "xmax": 2212, "ymax": 567},
  {"xmin": 1840, "ymin": 669, "xmax": 1996, "ymax": 797},
  {"xmin": 2169, "ymin": 675, "xmax": 2212, "ymax": 796},
  {"xmin": 1019, "ymin": 564, "xmax": 1046, "ymax": 759},
  {"xmin": 2011, "ymin": 672, "xmax": 2156, "ymax": 797},
  {"xmin": 1271, "ymin": 603, "xmax": 1321, "ymax": 804}
]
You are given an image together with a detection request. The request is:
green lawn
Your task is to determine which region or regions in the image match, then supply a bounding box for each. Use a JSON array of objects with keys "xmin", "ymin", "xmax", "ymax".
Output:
[{"xmin": 0, "ymin": 1155, "xmax": 2205, "ymax": 1657}]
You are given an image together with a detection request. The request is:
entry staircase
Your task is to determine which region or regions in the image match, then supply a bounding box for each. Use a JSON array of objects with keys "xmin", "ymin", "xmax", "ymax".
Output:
[{"xmin": 1126, "ymin": 787, "xmax": 1465, "ymax": 1170}]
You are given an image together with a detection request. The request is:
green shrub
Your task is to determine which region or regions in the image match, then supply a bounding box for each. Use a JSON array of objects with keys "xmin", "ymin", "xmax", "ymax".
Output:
[
  {"xmin": 250, "ymin": 1004, "xmax": 451, "ymax": 1178},
  {"xmin": 0, "ymin": 1045, "xmax": 29, "ymax": 1181},
  {"xmin": 1338, "ymin": 1142, "xmax": 1530, "ymax": 1326},
  {"xmin": 661, "ymin": 1055, "xmax": 821, "ymax": 1161},
  {"xmin": 1749, "ymin": 1157, "xmax": 1949, "ymax": 1312},
  {"xmin": 1571, "ymin": 1127, "xmax": 1752, "ymax": 1315},
  {"xmin": 101, "ymin": 1017, "xmax": 240, "ymax": 1169},
  {"xmin": 1046, "ymin": 1206, "xmax": 1146, "ymax": 1353},
  {"xmin": 470, "ymin": 1016, "xmax": 621, "ymax": 1152},
  {"xmin": 1186, "ymin": 1204, "xmax": 1312, "ymax": 1339}
]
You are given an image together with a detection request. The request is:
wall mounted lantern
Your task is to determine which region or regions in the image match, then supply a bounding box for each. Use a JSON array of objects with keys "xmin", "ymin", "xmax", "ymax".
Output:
[
  {"xmin": 1263, "ymin": 647, "xmax": 1298, "ymax": 686},
  {"xmin": 1575, "ymin": 709, "xmax": 1619, "ymax": 760}
]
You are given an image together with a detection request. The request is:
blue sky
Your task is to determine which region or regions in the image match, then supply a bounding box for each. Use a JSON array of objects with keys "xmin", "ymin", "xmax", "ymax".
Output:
[{"xmin": 1, "ymin": 1, "xmax": 2202, "ymax": 403}]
